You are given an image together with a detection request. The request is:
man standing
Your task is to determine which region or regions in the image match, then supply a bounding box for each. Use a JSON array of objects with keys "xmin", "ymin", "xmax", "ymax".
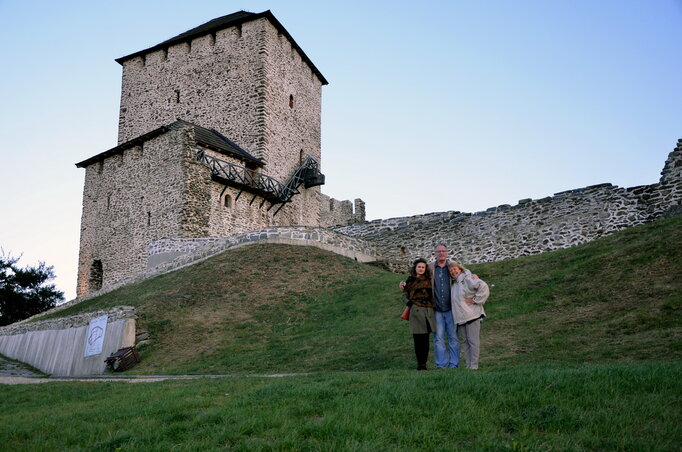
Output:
[{"xmin": 429, "ymin": 243, "xmax": 459, "ymax": 369}]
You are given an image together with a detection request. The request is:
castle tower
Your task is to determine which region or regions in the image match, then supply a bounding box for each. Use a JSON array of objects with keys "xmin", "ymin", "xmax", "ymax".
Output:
[
  {"xmin": 75, "ymin": 11, "xmax": 331, "ymax": 296},
  {"xmin": 115, "ymin": 10, "xmax": 327, "ymax": 175}
]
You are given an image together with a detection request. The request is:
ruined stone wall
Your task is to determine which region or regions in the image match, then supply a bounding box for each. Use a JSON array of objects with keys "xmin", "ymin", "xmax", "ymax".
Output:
[
  {"xmin": 320, "ymin": 195, "xmax": 366, "ymax": 226},
  {"xmin": 661, "ymin": 140, "xmax": 682, "ymax": 185},
  {"xmin": 335, "ymin": 140, "xmax": 682, "ymax": 270},
  {"xmin": 76, "ymin": 127, "xmax": 196, "ymax": 296}
]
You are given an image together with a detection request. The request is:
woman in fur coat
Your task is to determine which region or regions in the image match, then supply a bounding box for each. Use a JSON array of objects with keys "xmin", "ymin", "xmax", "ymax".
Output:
[
  {"xmin": 448, "ymin": 263, "xmax": 490, "ymax": 370},
  {"xmin": 402, "ymin": 258, "xmax": 436, "ymax": 370}
]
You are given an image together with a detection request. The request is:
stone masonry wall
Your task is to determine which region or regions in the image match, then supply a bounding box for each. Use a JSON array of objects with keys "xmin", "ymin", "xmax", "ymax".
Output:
[
  {"xmin": 200, "ymin": 145, "xmax": 275, "ymax": 236},
  {"xmin": 320, "ymin": 195, "xmax": 366, "ymax": 226},
  {"xmin": 335, "ymin": 139, "xmax": 682, "ymax": 271},
  {"xmin": 259, "ymin": 21, "xmax": 324, "ymax": 227},
  {"xmin": 77, "ymin": 14, "xmax": 359, "ymax": 296},
  {"xmin": 65, "ymin": 141, "xmax": 679, "ymax": 314},
  {"xmin": 660, "ymin": 139, "xmax": 682, "ymax": 185},
  {"xmin": 77, "ymin": 122, "xmax": 364, "ymax": 297},
  {"xmin": 79, "ymin": 12, "xmax": 677, "ymax": 298},
  {"xmin": 118, "ymin": 20, "xmax": 268, "ymax": 151},
  {"xmin": 117, "ymin": 17, "xmax": 325, "ymax": 231},
  {"xmin": 77, "ymin": 127, "xmax": 194, "ymax": 296},
  {"xmin": 146, "ymin": 226, "xmax": 377, "ymax": 272},
  {"xmin": 1, "ymin": 306, "xmax": 137, "ymax": 333}
]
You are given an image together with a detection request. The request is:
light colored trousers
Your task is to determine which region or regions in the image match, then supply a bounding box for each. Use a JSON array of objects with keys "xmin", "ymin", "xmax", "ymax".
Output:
[{"xmin": 459, "ymin": 319, "xmax": 481, "ymax": 369}]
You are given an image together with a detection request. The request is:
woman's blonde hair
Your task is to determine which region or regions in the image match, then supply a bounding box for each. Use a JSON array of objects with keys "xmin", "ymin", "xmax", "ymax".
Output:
[{"xmin": 448, "ymin": 262, "xmax": 467, "ymax": 273}]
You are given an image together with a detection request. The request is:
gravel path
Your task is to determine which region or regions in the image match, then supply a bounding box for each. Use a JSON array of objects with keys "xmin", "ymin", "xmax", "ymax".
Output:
[
  {"xmin": 0, "ymin": 376, "xmax": 180, "ymax": 384},
  {"xmin": 0, "ymin": 355, "xmax": 306, "ymax": 384},
  {"xmin": 0, "ymin": 355, "xmax": 43, "ymax": 378}
]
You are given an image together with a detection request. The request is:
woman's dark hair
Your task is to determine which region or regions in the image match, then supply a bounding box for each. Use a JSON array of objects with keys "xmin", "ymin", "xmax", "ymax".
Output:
[{"xmin": 410, "ymin": 258, "xmax": 431, "ymax": 278}]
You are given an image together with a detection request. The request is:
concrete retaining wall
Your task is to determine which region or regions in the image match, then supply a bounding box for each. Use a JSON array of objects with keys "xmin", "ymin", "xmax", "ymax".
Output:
[{"xmin": 0, "ymin": 307, "xmax": 136, "ymax": 376}]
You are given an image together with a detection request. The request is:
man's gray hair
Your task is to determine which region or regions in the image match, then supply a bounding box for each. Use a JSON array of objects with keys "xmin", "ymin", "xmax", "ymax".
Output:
[{"xmin": 434, "ymin": 242, "xmax": 448, "ymax": 250}]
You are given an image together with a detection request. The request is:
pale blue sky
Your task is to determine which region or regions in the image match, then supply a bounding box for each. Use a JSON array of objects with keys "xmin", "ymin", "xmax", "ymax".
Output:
[{"xmin": 1, "ymin": 0, "xmax": 680, "ymax": 301}]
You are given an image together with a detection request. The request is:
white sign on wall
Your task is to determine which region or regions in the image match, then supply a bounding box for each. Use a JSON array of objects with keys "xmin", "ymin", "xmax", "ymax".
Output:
[{"xmin": 84, "ymin": 315, "xmax": 108, "ymax": 357}]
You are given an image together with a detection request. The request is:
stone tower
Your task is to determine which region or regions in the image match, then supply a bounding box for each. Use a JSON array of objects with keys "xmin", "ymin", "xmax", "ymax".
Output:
[{"xmin": 75, "ymin": 11, "xmax": 343, "ymax": 296}]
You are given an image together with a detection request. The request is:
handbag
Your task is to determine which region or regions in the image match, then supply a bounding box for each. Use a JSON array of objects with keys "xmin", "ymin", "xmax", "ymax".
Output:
[{"xmin": 400, "ymin": 306, "xmax": 410, "ymax": 320}]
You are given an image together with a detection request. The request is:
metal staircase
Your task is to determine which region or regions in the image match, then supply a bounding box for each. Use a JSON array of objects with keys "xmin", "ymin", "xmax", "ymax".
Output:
[{"xmin": 196, "ymin": 150, "xmax": 325, "ymax": 215}]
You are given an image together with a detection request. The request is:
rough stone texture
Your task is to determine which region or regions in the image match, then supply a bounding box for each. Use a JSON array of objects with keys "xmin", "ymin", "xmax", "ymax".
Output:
[
  {"xmin": 77, "ymin": 13, "xmax": 364, "ymax": 296},
  {"xmin": 335, "ymin": 139, "xmax": 682, "ymax": 271},
  {"xmin": 660, "ymin": 139, "xmax": 682, "ymax": 185},
  {"xmin": 51, "ymin": 141, "xmax": 682, "ymax": 320},
  {"xmin": 320, "ymin": 196, "xmax": 366, "ymax": 226},
  {"xmin": 2, "ymin": 307, "xmax": 137, "ymax": 333},
  {"xmin": 116, "ymin": 17, "xmax": 325, "ymax": 229},
  {"xmin": 118, "ymin": 20, "xmax": 271, "ymax": 151},
  {"xmin": 75, "ymin": 10, "xmax": 675, "ymax": 300},
  {"xmin": 77, "ymin": 127, "xmax": 194, "ymax": 295},
  {"xmin": 147, "ymin": 226, "xmax": 377, "ymax": 271}
]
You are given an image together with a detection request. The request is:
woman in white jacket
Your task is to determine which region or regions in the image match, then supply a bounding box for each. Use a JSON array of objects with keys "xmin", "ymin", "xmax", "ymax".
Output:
[{"xmin": 448, "ymin": 263, "xmax": 489, "ymax": 370}]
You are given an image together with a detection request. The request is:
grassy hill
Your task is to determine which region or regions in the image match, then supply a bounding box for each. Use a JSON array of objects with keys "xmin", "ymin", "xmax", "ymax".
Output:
[
  {"xmin": 3, "ymin": 216, "xmax": 681, "ymax": 451},
  {"xmin": 50, "ymin": 215, "xmax": 682, "ymax": 374}
]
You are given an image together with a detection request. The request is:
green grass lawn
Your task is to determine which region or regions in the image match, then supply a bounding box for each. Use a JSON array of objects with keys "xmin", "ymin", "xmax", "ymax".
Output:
[
  {"xmin": 3, "ymin": 215, "xmax": 681, "ymax": 450},
  {"xmin": 1, "ymin": 363, "xmax": 680, "ymax": 451}
]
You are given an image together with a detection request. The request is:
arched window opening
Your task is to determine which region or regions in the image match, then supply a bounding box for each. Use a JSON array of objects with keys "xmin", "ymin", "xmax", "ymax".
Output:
[
  {"xmin": 289, "ymin": 94, "xmax": 294, "ymax": 109},
  {"xmin": 89, "ymin": 260, "xmax": 103, "ymax": 292},
  {"xmin": 224, "ymin": 194, "xmax": 232, "ymax": 208}
]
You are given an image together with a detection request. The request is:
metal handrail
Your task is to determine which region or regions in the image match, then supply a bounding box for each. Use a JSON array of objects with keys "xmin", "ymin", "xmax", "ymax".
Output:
[
  {"xmin": 286, "ymin": 156, "xmax": 320, "ymax": 192},
  {"xmin": 196, "ymin": 150, "xmax": 317, "ymax": 204}
]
